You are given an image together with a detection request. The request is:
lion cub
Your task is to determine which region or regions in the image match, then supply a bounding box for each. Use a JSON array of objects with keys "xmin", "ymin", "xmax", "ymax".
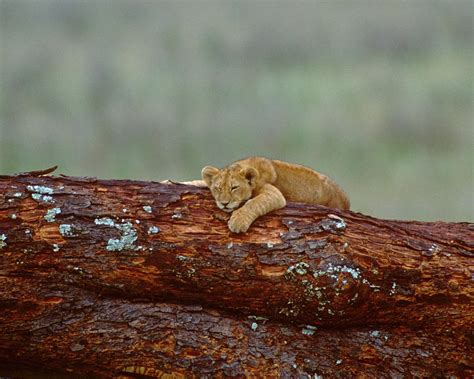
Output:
[{"xmin": 202, "ymin": 157, "xmax": 350, "ymax": 233}]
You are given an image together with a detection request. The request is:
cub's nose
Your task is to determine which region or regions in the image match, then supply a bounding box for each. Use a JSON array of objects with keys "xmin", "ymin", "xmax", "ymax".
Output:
[{"xmin": 221, "ymin": 201, "xmax": 229, "ymax": 206}]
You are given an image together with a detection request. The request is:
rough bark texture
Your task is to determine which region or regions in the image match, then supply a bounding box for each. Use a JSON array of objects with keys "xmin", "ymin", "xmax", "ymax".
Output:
[{"xmin": 0, "ymin": 170, "xmax": 472, "ymax": 378}]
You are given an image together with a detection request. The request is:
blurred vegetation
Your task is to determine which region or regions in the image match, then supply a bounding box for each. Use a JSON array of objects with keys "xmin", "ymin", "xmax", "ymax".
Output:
[{"xmin": 0, "ymin": 1, "xmax": 472, "ymax": 221}]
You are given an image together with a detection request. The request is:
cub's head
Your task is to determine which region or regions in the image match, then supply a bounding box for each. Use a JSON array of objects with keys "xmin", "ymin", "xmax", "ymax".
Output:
[{"xmin": 201, "ymin": 164, "xmax": 259, "ymax": 212}]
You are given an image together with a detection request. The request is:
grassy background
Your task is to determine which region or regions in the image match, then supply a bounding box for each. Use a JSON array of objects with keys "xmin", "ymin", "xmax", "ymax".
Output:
[{"xmin": 0, "ymin": 1, "xmax": 472, "ymax": 222}]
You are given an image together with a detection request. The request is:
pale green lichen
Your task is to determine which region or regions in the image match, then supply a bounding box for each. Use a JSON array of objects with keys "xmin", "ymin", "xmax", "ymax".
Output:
[
  {"xmin": 369, "ymin": 330, "xmax": 381, "ymax": 338},
  {"xmin": 44, "ymin": 208, "xmax": 61, "ymax": 222},
  {"xmin": 27, "ymin": 185, "xmax": 54, "ymax": 194},
  {"xmin": 95, "ymin": 218, "xmax": 115, "ymax": 227},
  {"xmin": 313, "ymin": 263, "xmax": 360, "ymax": 280},
  {"xmin": 10, "ymin": 214, "xmax": 17, "ymax": 220},
  {"xmin": 251, "ymin": 322, "xmax": 258, "ymax": 331},
  {"xmin": 59, "ymin": 224, "xmax": 73, "ymax": 237},
  {"xmin": 52, "ymin": 244, "xmax": 60, "ymax": 252},
  {"xmin": 287, "ymin": 262, "xmax": 310, "ymax": 276},
  {"xmin": 302, "ymin": 325, "xmax": 317, "ymax": 335},
  {"xmin": 389, "ymin": 282, "xmax": 397, "ymax": 295},
  {"xmin": 148, "ymin": 226, "xmax": 160, "ymax": 234},
  {"xmin": 301, "ymin": 279, "xmax": 323, "ymax": 299},
  {"xmin": 106, "ymin": 222, "xmax": 138, "ymax": 251},
  {"xmin": 13, "ymin": 192, "xmax": 22, "ymax": 198},
  {"xmin": 176, "ymin": 255, "xmax": 188, "ymax": 261},
  {"xmin": 143, "ymin": 206, "xmax": 152, "ymax": 213},
  {"xmin": 31, "ymin": 190, "xmax": 54, "ymax": 203},
  {"xmin": 279, "ymin": 300, "xmax": 300, "ymax": 317},
  {"xmin": 0, "ymin": 234, "xmax": 7, "ymax": 249},
  {"xmin": 95, "ymin": 218, "xmax": 139, "ymax": 251}
]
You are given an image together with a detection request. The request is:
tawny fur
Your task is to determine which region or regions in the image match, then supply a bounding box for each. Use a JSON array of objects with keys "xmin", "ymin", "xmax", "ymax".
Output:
[{"xmin": 201, "ymin": 157, "xmax": 350, "ymax": 233}]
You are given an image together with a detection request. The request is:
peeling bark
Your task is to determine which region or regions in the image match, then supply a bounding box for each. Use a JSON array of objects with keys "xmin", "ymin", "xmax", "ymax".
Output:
[{"xmin": 0, "ymin": 172, "xmax": 473, "ymax": 378}]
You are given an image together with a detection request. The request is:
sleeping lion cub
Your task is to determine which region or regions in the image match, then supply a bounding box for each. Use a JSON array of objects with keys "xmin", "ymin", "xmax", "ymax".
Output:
[{"xmin": 201, "ymin": 157, "xmax": 350, "ymax": 233}]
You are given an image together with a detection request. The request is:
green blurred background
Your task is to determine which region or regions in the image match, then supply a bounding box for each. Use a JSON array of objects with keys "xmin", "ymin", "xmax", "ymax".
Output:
[{"xmin": 0, "ymin": 1, "xmax": 472, "ymax": 222}]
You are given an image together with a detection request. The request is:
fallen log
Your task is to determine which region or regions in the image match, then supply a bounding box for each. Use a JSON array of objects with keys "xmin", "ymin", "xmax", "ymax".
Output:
[{"xmin": 0, "ymin": 171, "xmax": 472, "ymax": 378}]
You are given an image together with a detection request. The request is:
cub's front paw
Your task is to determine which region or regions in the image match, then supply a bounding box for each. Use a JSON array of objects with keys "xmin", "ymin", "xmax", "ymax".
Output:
[{"xmin": 228, "ymin": 210, "xmax": 253, "ymax": 233}]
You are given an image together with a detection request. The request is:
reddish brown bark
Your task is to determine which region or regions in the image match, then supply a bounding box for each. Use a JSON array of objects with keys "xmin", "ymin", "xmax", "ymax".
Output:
[{"xmin": 0, "ymin": 170, "xmax": 472, "ymax": 378}]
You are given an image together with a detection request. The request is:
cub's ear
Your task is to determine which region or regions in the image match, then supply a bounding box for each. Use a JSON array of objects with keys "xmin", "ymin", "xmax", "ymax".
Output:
[
  {"xmin": 242, "ymin": 167, "xmax": 259, "ymax": 188},
  {"xmin": 201, "ymin": 166, "xmax": 220, "ymax": 187}
]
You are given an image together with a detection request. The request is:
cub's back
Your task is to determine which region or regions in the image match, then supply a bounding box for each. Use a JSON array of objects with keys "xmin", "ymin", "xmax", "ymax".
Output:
[
  {"xmin": 271, "ymin": 159, "xmax": 328, "ymax": 203},
  {"xmin": 271, "ymin": 159, "xmax": 350, "ymax": 209}
]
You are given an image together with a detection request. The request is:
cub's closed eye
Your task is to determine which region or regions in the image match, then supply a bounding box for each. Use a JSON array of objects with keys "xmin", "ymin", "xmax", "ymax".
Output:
[{"xmin": 231, "ymin": 185, "xmax": 239, "ymax": 191}]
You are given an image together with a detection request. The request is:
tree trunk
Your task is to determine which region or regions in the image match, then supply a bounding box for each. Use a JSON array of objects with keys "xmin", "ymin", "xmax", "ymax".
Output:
[{"xmin": 0, "ymin": 169, "xmax": 472, "ymax": 378}]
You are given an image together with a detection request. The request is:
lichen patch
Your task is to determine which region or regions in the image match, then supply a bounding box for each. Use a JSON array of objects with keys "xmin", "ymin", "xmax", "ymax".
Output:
[
  {"xmin": 287, "ymin": 262, "xmax": 310, "ymax": 276},
  {"xmin": 313, "ymin": 263, "xmax": 360, "ymax": 280},
  {"xmin": 148, "ymin": 226, "xmax": 160, "ymax": 234},
  {"xmin": 302, "ymin": 325, "xmax": 317, "ymax": 335},
  {"xmin": 94, "ymin": 217, "xmax": 139, "ymax": 251},
  {"xmin": 27, "ymin": 185, "xmax": 54, "ymax": 195},
  {"xmin": 59, "ymin": 224, "xmax": 73, "ymax": 237},
  {"xmin": 44, "ymin": 208, "xmax": 61, "ymax": 222},
  {"xmin": 0, "ymin": 234, "xmax": 7, "ymax": 249},
  {"xmin": 27, "ymin": 185, "xmax": 55, "ymax": 203},
  {"xmin": 32, "ymin": 193, "xmax": 54, "ymax": 203},
  {"xmin": 95, "ymin": 218, "xmax": 115, "ymax": 227}
]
